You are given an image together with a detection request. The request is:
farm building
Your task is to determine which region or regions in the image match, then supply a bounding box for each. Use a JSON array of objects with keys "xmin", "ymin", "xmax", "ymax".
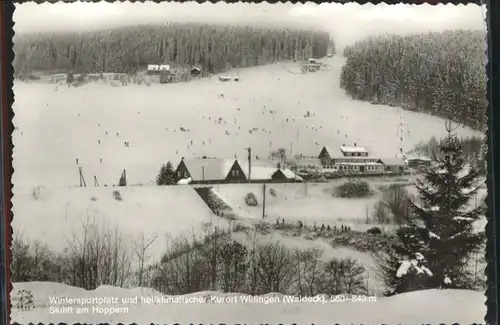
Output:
[
  {"xmin": 379, "ymin": 158, "xmax": 407, "ymax": 173},
  {"xmin": 239, "ymin": 159, "xmax": 303, "ymax": 183},
  {"xmin": 175, "ymin": 158, "xmax": 246, "ymax": 184},
  {"xmin": 406, "ymin": 156, "xmax": 432, "ymax": 168},
  {"xmin": 147, "ymin": 64, "xmax": 170, "ymax": 75},
  {"xmin": 191, "ymin": 67, "xmax": 201, "ymax": 77}
]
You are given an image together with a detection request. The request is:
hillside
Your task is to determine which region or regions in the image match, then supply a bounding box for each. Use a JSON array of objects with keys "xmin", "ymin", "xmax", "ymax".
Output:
[
  {"xmin": 13, "ymin": 55, "xmax": 481, "ymax": 189},
  {"xmin": 11, "ymin": 282, "xmax": 486, "ymax": 325},
  {"xmin": 12, "ymin": 185, "xmax": 230, "ymax": 259}
]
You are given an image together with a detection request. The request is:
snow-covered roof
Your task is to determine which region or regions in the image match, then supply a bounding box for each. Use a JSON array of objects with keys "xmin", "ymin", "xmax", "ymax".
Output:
[
  {"xmin": 406, "ymin": 155, "xmax": 431, "ymax": 161},
  {"xmin": 280, "ymin": 168, "xmax": 303, "ymax": 181},
  {"xmin": 318, "ymin": 146, "xmax": 336, "ymax": 158},
  {"xmin": 337, "ymin": 162, "xmax": 383, "ymax": 166},
  {"xmin": 340, "ymin": 146, "xmax": 367, "ymax": 153},
  {"xmin": 379, "ymin": 158, "xmax": 406, "ymax": 166},
  {"xmin": 238, "ymin": 160, "xmax": 277, "ymax": 180},
  {"xmin": 331, "ymin": 156, "xmax": 380, "ymax": 161},
  {"xmin": 177, "ymin": 177, "xmax": 192, "ymax": 185},
  {"xmin": 182, "ymin": 158, "xmax": 237, "ymax": 181}
]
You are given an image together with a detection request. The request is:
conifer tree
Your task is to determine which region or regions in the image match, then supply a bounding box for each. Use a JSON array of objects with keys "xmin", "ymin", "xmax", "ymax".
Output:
[
  {"xmin": 156, "ymin": 162, "xmax": 176, "ymax": 185},
  {"xmin": 378, "ymin": 121, "xmax": 485, "ymax": 295},
  {"xmin": 119, "ymin": 169, "xmax": 127, "ymax": 187}
]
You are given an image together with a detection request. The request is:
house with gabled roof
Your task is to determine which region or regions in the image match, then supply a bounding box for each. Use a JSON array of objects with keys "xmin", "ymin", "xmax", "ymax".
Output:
[
  {"xmin": 238, "ymin": 159, "xmax": 302, "ymax": 183},
  {"xmin": 175, "ymin": 158, "xmax": 246, "ymax": 184}
]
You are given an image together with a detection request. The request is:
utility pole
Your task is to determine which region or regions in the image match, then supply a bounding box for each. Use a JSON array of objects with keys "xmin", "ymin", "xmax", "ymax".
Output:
[
  {"xmin": 262, "ymin": 183, "xmax": 266, "ymax": 220},
  {"xmin": 247, "ymin": 147, "xmax": 252, "ymax": 182}
]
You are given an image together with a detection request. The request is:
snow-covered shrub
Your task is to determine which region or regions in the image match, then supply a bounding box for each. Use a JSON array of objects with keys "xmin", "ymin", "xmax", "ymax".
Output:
[
  {"xmin": 15, "ymin": 289, "xmax": 35, "ymax": 311},
  {"xmin": 244, "ymin": 192, "xmax": 258, "ymax": 206},
  {"xmin": 335, "ymin": 179, "xmax": 371, "ymax": 198},
  {"xmin": 367, "ymin": 227, "xmax": 382, "ymax": 235}
]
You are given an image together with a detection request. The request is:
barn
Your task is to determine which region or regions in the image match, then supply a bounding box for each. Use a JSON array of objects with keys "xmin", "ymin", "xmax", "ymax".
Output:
[
  {"xmin": 191, "ymin": 67, "xmax": 201, "ymax": 77},
  {"xmin": 379, "ymin": 158, "xmax": 407, "ymax": 173},
  {"xmin": 175, "ymin": 158, "xmax": 246, "ymax": 184}
]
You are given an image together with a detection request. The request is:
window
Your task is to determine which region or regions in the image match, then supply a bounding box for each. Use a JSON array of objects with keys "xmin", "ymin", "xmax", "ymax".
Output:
[
  {"xmin": 184, "ymin": 172, "xmax": 188, "ymax": 177},
  {"xmin": 177, "ymin": 171, "xmax": 181, "ymax": 177},
  {"xmin": 235, "ymin": 170, "xmax": 239, "ymax": 176}
]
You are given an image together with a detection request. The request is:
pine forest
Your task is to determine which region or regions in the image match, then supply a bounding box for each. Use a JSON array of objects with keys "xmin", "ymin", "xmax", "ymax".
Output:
[
  {"xmin": 13, "ymin": 23, "xmax": 332, "ymax": 76},
  {"xmin": 340, "ymin": 30, "xmax": 486, "ymax": 130}
]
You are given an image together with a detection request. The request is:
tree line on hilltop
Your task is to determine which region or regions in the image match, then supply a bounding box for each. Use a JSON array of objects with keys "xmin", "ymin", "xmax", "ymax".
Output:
[
  {"xmin": 341, "ymin": 30, "xmax": 487, "ymax": 130},
  {"xmin": 14, "ymin": 23, "xmax": 332, "ymax": 76}
]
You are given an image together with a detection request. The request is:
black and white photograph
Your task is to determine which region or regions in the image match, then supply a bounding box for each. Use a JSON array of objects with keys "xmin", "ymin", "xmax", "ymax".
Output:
[{"xmin": 10, "ymin": 1, "xmax": 488, "ymax": 324}]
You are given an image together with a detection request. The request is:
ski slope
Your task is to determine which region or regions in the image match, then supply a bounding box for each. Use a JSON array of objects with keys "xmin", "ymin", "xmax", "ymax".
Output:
[
  {"xmin": 12, "ymin": 56, "xmax": 481, "ymax": 189},
  {"xmin": 12, "ymin": 185, "xmax": 229, "ymax": 259},
  {"xmin": 11, "ymin": 282, "xmax": 486, "ymax": 325}
]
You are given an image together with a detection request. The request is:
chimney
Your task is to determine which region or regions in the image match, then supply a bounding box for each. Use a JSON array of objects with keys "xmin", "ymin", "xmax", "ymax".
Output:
[
  {"xmin": 342, "ymin": 144, "xmax": 345, "ymax": 146},
  {"xmin": 354, "ymin": 143, "xmax": 357, "ymax": 147},
  {"xmin": 181, "ymin": 157, "xmax": 184, "ymax": 161},
  {"xmin": 277, "ymin": 162, "xmax": 281, "ymax": 169},
  {"xmin": 248, "ymin": 147, "xmax": 252, "ymax": 182}
]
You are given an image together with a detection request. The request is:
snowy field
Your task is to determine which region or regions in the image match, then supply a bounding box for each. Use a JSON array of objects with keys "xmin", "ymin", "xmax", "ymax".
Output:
[
  {"xmin": 12, "ymin": 56, "xmax": 481, "ymax": 189},
  {"xmin": 214, "ymin": 180, "xmax": 487, "ymax": 232},
  {"xmin": 11, "ymin": 282, "xmax": 486, "ymax": 325},
  {"xmin": 12, "ymin": 185, "xmax": 230, "ymax": 259}
]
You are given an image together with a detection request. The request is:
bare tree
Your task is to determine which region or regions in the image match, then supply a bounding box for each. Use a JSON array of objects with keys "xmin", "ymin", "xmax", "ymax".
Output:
[
  {"xmin": 11, "ymin": 232, "xmax": 58, "ymax": 283},
  {"xmin": 217, "ymin": 241, "xmax": 248, "ymax": 292},
  {"xmin": 380, "ymin": 184, "xmax": 411, "ymax": 225},
  {"xmin": 132, "ymin": 233, "xmax": 158, "ymax": 287},
  {"xmin": 62, "ymin": 214, "xmax": 133, "ymax": 290},
  {"xmin": 270, "ymin": 148, "xmax": 287, "ymax": 167},
  {"xmin": 320, "ymin": 258, "xmax": 366, "ymax": 295},
  {"xmin": 256, "ymin": 242, "xmax": 295, "ymax": 294},
  {"xmin": 294, "ymin": 248, "xmax": 324, "ymax": 296}
]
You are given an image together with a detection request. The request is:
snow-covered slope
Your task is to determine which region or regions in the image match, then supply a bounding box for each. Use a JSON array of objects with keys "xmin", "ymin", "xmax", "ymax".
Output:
[
  {"xmin": 12, "ymin": 185, "xmax": 229, "ymax": 258},
  {"xmin": 11, "ymin": 282, "xmax": 485, "ymax": 325},
  {"xmin": 13, "ymin": 56, "xmax": 480, "ymax": 188}
]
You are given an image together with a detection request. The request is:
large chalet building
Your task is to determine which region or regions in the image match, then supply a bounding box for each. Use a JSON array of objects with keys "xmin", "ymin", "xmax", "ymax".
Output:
[
  {"xmin": 316, "ymin": 144, "xmax": 406, "ymax": 174},
  {"xmin": 175, "ymin": 157, "xmax": 303, "ymax": 185}
]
